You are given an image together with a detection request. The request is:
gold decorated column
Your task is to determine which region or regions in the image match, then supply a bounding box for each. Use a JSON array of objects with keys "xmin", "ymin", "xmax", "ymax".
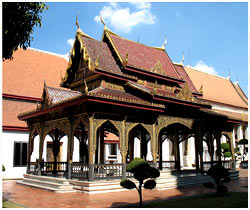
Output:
[
  {"xmin": 88, "ymin": 116, "xmax": 96, "ymax": 181},
  {"xmin": 120, "ymin": 119, "xmax": 127, "ymax": 178},
  {"xmin": 151, "ymin": 123, "xmax": 158, "ymax": 168}
]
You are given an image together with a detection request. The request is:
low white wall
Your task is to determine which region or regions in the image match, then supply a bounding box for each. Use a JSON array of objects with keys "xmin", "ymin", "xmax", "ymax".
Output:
[{"xmin": 2, "ymin": 131, "xmax": 28, "ymax": 179}]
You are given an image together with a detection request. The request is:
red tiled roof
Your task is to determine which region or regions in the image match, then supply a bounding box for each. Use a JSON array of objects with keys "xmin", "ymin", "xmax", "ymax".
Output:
[
  {"xmin": 173, "ymin": 64, "xmax": 200, "ymax": 95},
  {"xmin": 3, "ymin": 48, "xmax": 68, "ymax": 98},
  {"xmin": 185, "ymin": 67, "xmax": 248, "ymax": 109},
  {"xmin": 3, "ymin": 48, "xmax": 68, "ymax": 128},
  {"xmin": 89, "ymin": 86, "xmax": 164, "ymax": 108},
  {"xmin": 3, "ymin": 99, "xmax": 36, "ymax": 127},
  {"xmin": 81, "ymin": 35, "xmax": 124, "ymax": 77},
  {"xmin": 45, "ymin": 86, "xmax": 82, "ymax": 105},
  {"xmin": 108, "ymin": 33, "xmax": 181, "ymax": 80}
]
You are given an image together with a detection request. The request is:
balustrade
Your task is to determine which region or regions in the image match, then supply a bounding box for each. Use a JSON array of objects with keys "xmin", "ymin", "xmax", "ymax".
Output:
[
  {"xmin": 93, "ymin": 164, "xmax": 124, "ymax": 179},
  {"xmin": 41, "ymin": 162, "xmax": 67, "ymax": 175},
  {"xmin": 71, "ymin": 162, "xmax": 89, "ymax": 180},
  {"xmin": 27, "ymin": 162, "xmax": 38, "ymax": 175}
]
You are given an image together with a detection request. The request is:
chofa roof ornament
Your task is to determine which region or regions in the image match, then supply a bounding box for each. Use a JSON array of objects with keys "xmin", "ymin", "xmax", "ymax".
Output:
[
  {"xmin": 161, "ymin": 37, "xmax": 167, "ymax": 49},
  {"xmin": 153, "ymin": 36, "xmax": 167, "ymax": 51},
  {"xmin": 180, "ymin": 52, "xmax": 184, "ymax": 66}
]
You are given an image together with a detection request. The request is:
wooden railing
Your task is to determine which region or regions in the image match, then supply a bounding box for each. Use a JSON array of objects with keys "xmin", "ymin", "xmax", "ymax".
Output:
[
  {"xmin": 71, "ymin": 162, "xmax": 89, "ymax": 180},
  {"xmin": 41, "ymin": 162, "xmax": 67, "ymax": 175},
  {"xmin": 27, "ymin": 162, "xmax": 38, "ymax": 175},
  {"xmin": 93, "ymin": 164, "xmax": 123, "ymax": 179}
]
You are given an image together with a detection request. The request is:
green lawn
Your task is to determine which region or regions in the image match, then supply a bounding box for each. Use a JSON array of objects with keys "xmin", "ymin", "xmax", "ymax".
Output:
[
  {"xmin": 143, "ymin": 192, "xmax": 248, "ymax": 208},
  {"xmin": 2, "ymin": 201, "xmax": 23, "ymax": 208}
]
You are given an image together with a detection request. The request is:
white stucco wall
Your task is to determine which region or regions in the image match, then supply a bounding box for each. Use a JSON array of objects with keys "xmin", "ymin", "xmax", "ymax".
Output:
[{"xmin": 2, "ymin": 131, "xmax": 29, "ymax": 179}]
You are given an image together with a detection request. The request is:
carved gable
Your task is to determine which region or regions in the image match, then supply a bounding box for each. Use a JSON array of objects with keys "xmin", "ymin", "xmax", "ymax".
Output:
[{"xmin": 151, "ymin": 60, "xmax": 166, "ymax": 76}]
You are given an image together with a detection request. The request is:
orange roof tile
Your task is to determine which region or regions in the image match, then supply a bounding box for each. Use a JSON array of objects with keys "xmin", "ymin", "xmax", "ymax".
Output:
[
  {"xmin": 3, "ymin": 99, "xmax": 36, "ymax": 127},
  {"xmin": 3, "ymin": 48, "xmax": 68, "ymax": 98},
  {"xmin": 104, "ymin": 131, "xmax": 119, "ymax": 142},
  {"xmin": 233, "ymin": 82, "xmax": 248, "ymax": 104},
  {"xmin": 185, "ymin": 67, "xmax": 248, "ymax": 109}
]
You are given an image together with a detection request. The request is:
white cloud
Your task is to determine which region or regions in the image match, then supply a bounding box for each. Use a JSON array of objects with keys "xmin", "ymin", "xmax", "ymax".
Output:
[
  {"xmin": 193, "ymin": 60, "xmax": 218, "ymax": 75},
  {"xmin": 67, "ymin": 39, "xmax": 75, "ymax": 48},
  {"xmin": 94, "ymin": 2, "xmax": 156, "ymax": 33}
]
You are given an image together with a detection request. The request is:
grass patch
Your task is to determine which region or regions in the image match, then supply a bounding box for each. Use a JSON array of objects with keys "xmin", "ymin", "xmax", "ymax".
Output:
[
  {"xmin": 2, "ymin": 201, "xmax": 23, "ymax": 208},
  {"xmin": 143, "ymin": 192, "xmax": 248, "ymax": 208}
]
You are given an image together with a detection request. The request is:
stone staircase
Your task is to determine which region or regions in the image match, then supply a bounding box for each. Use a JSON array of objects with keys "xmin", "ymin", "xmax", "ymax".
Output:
[
  {"xmin": 17, "ymin": 170, "xmax": 239, "ymax": 194},
  {"xmin": 17, "ymin": 174, "xmax": 76, "ymax": 193},
  {"xmin": 69, "ymin": 179, "xmax": 130, "ymax": 194}
]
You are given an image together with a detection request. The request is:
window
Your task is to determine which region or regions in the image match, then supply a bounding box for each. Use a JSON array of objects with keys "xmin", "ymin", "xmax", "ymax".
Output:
[
  {"xmin": 13, "ymin": 142, "xmax": 27, "ymax": 167},
  {"xmin": 109, "ymin": 144, "xmax": 117, "ymax": 155}
]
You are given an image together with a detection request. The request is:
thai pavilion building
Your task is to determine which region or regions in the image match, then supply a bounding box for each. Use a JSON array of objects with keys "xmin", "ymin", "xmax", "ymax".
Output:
[{"xmin": 16, "ymin": 23, "xmax": 247, "ymax": 182}]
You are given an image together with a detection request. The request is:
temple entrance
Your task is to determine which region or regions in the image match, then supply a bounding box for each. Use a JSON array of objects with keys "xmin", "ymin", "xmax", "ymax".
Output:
[
  {"xmin": 158, "ymin": 123, "xmax": 193, "ymax": 171},
  {"xmin": 42, "ymin": 128, "xmax": 67, "ymax": 176},
  {"xmin": 95, "ymin": 121, "xmax": 121, "ymax": 164},
  {"xmin": 127, "ymin": 124, "xmax": 152, "ymax": 162}
]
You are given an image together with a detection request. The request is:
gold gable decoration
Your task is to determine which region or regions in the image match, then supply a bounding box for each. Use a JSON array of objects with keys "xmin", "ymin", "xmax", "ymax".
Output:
[
  {"xmin": 151, "ymin": 60, "xmax": 166, "ymax": 76},
  {"xmin": 61, "ymin": 31, "xmax": 100, "ymax": 84},
  {"xmin": 122, "ymin": 52, "xmax": 128, "ymax": 66},
  {"xmin": 176, "ymin": 83, "xmax": 196, "ymax": 102}
]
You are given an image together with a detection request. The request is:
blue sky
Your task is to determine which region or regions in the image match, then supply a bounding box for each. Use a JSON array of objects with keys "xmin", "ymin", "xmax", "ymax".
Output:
[{"xmin": 29, "ymin": 2, "xmax": 248, "ymax": 94}]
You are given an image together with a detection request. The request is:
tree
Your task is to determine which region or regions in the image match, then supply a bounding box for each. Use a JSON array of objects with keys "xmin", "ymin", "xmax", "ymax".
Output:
[
  {"xmin": 221, "ymin": 143, "xmax": 232, "ymax": 161},
  {"xmin": 2, "ymin": 165, "xmax": 5, "ymax": 171},
  {"xmin": 204, "ymin": 164, "xmax": 231, "ymax": 196},
  {"xmin": 2, "ymin": 2, "xmax": 48, "ymax": 60},
  {"xmin": 120, "ymin": 158, "xmax": 160, "ymax": 208}
]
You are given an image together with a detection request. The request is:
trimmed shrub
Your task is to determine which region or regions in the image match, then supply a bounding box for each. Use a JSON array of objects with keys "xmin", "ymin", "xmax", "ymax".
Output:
[{"xmin": 120, "ymin": 158, "xmax": 160, "ymax": 207}]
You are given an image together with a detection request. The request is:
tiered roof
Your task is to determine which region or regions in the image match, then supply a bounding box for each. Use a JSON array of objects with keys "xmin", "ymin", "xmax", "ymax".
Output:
[
  {"xmin": 106, "ymin": 32, "xmax": 182, "ymax": 81},
  {"xmin": 16, "ymin": 26, "xmax": 247, "ymax": 125}
]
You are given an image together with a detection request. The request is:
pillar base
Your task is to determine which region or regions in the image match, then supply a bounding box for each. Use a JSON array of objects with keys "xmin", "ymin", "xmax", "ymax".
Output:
[{"xmin": 88, "ymin": 164, "xmax": 94, "ymax": 181}]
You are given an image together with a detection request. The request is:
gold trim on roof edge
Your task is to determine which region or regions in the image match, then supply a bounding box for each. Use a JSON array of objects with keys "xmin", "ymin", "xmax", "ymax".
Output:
[{"xmin": 61, "ymin": 31, "xmax": 99, "ymax": 84}]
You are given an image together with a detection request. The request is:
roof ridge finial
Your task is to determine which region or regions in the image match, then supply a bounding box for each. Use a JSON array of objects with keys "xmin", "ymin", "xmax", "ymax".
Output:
[
  {"xmin": 161, "ymin": 35, "xmax": 167, "ymax": 49},
  {"xmin": 236, "ymin": 73, "xmax": 239, "ymax": 84},
  {"xmin": 76, "ymin": 12, "xmax": 80, "ymax": 29},
  {"xmin": 100, "ymin": 13, "xmax": 105, "ymax": 27},
  {"xmin": 180, "ymin": 52, "xmax": 184, "ymax": 65},
  {"xmin": 227, "ymin": 68, "xmax": 230, "ymax": 79},
  {"xmin": 100, "ymin": 13, "xmax": 110, "ymax": 32}
]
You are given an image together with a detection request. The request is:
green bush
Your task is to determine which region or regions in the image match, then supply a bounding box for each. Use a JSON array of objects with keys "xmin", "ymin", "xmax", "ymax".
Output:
[
  {"xmin": 120, "ymin": 158, "xmax": 160, "ymax": 207},
  {"xmin": 221, "ymin": 143, "xmax": 230, "ymax": 150},
  {"xmin": 2, "ymin": 165, "xmax": 5, "ymax": 171}
]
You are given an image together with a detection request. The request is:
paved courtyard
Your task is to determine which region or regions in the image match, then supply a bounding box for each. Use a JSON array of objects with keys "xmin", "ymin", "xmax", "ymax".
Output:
[{"xmin": 2, "ymin": 168, "xmax": 248, "ymax": 208}]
